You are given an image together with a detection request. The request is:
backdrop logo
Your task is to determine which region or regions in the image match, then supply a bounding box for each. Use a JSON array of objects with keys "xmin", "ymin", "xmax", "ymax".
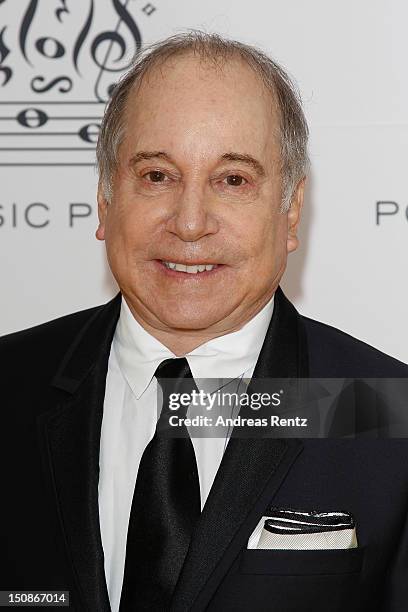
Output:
[
  {"xmin": 376, "ymin": 201, "xmax": 408, "ymax": 225},
  {"xmin": 0, "ymin": 0, "xmax": 158, "ymax": 167}
]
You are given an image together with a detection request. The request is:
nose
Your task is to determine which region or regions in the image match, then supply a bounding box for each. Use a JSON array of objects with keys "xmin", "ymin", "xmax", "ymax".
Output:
[{"xmin": 166, "ymin": 183, "xmax": 219, "ymax": 242}]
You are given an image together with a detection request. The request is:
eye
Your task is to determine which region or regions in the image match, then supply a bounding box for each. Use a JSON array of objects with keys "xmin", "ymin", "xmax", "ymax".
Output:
[
  {"xmin": 144, "ymin": 170, "xmax": 167, "ymax": 183},
  {"xmin": 223, "ymin": 175, "xmax": 247, "ymax": 187}
]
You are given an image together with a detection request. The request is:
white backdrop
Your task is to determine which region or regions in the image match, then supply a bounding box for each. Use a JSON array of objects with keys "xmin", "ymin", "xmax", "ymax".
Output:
[{"xmin": 1, "ymin": 0, "xmax": 407, "ymax": 363}]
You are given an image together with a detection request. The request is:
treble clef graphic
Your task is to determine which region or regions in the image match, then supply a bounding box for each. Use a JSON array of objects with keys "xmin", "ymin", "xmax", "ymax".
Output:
[{"xmin": 92, "ymin": 0, "xmax": 142, "ymax": 102}]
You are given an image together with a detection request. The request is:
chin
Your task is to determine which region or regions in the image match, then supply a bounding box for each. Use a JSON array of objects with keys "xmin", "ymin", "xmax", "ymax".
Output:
[
  {"xmin": 161, "ymin": 314, "xmax": 217, "ymax": 331},
  {"xmin": 157, "ymin": 305, "xmax": 224, "ymax": 331}
]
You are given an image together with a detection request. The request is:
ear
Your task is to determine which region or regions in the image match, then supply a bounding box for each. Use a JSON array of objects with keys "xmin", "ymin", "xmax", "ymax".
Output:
[
  {"xmin": 95, "ymin": 181, "xmax": 108, "ymax": 241},
  {"xmin": 286, "ymin": 177, "xmax": 305, "ymax": 254}
]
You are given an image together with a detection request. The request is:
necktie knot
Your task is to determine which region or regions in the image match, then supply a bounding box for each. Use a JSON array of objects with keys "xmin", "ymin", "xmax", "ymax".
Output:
[
  {"xmin": 155, "ymin": 356, "xmax": 192, "ymax": 382},
  {"xmin": 155, "ymin": 357, "xmax": 195, "ymax": 400}
]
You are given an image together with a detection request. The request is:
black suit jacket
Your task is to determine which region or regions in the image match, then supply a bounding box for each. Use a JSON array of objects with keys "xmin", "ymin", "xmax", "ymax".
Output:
[{"xmin": 1, "ymin": 288, "xmax": 408, "ymax": 612}]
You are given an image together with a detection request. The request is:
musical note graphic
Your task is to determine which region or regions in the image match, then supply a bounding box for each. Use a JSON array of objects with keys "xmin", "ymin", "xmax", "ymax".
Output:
[
  {"xmin": 0, "ymin": 101, "xmax": 103, "ymax": 166},
  {"xmin": 0, "ymin": 0, "xmax": 157, "ymax": 166},
  {"xmin": 92, "ymin": 0, "xmax": 142, "ymax": 102}
]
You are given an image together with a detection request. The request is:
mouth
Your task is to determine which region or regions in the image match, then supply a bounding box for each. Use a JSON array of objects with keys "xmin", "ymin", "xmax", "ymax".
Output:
[{"xmin": 155, "ymin": 259, "xmax": 224, "ymax": 277}]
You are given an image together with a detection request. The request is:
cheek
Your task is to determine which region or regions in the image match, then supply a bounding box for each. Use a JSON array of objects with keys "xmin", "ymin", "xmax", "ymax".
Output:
[
  {"xmin": 105, "ymin": 190, "xmax": 145, "ymax": 241},
  {"xmin": 104, "ymin": 206, "xmax": 147, "ymax": 269},
  {"xmin": 244, "ymin": 215, "xmax": 285, "ymax": 257},
  {"xmin": 104, "ymin": 212, "xmax": 127, "ymax": 258},
  {"xmin": 240, "ymin": 215, "xmax": 288, "ymax": 277}
]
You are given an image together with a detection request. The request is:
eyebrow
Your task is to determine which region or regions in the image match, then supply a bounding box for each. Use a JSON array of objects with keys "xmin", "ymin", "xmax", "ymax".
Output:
[
  {"xmin": 129, "ymin": 151, "xmax": 171, "ymax": 165},
  {"xmin": 129, "ymin": 150, "xmax": 266, "ymax": 177},
  {"xmin": 220, "ymin": 152, "xmax": 266, "ymax": 177}
]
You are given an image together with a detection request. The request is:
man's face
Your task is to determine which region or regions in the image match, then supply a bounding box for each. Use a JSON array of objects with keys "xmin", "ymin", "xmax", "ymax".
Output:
[{"xmin": 97, "ymin": 54, "xmax": 303, "ymax": 337}]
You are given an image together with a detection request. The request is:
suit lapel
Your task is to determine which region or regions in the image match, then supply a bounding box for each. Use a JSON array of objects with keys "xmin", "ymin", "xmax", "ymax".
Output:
[
  {"xmin": 37, "ymin": 294, "xmax": 122, "ymax": 612},
  {"xmin": 171, "ymin": 287, "xmax": 309, "ymax": 611}
]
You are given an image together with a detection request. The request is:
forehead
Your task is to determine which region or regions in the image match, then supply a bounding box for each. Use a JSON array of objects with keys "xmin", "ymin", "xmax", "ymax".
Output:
[{"xmin": 121, "ymin": 52, "xmax": 281, "ymax": 161}]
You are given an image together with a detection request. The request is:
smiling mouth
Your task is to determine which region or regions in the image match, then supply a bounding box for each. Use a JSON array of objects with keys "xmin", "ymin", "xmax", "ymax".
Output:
[{"xmin": 159, "ymin": 259, "xmax": 220, "ymax": 274}]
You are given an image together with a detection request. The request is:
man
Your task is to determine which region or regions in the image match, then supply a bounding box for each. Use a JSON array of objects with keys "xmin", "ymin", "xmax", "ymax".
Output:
[{"xmin": 1, "ymin": 31, "xmax": 408, "ymax": 612}]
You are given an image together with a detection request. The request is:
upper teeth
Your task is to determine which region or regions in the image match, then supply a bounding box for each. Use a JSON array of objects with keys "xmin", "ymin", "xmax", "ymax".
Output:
[{"xmin": 162, "ymin": 261, "xmax": 217, "ymax": 273}]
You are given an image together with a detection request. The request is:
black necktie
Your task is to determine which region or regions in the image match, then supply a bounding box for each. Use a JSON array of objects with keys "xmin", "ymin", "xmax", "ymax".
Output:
[{"xmin": 119, "ymin": 358, "xmax": 201, "ymax": 611}]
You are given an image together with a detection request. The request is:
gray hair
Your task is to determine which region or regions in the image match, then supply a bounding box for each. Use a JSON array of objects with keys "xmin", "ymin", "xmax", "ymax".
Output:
[{"xmin": 96, "ymin": 30, "xmax": 309, "ymax": 212}]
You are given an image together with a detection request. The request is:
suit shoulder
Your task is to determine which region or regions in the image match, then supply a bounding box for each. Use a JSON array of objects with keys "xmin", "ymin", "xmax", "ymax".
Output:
[
  {"xmin": 302, "ymin": 315, "xmax": 408, "ymax": 377},
  {"xmin": 0, "ymin": 303, "xmax": 104, "ymax": 365}
]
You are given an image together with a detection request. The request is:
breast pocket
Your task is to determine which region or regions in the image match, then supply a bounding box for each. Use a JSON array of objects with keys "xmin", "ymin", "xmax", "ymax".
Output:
[
  {"xmin": 240, "ymin": 546, "xmax": 365, "ymax": 575},
  {"xmin": 208, "ymin": 548, "xmax": 367, "ymax": 612}
]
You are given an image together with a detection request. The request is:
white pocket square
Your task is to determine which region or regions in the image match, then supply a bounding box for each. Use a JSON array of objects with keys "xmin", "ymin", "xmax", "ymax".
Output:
[{"xmin": 247, "ymin": 508, "xmax": 358, "ymax": 550}]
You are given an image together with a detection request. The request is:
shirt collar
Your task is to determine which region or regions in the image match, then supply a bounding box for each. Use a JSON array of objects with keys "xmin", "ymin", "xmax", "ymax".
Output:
[{"xmin": 113, "ymin": 295, "xmax": 274, "ymax": 399}]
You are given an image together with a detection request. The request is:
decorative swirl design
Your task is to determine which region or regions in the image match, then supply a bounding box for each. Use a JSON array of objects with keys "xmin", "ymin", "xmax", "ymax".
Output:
[
  {"xmin": 55, "ymin": 0, "xmax": 70, "ymax": 23},
  {"xmin": 30, "ymin": 75, "xmax": 73, "ymax": 93},
  {"xmin": 72, "ymin": 0, "xmax": 94, "ymax": 76},
  {"xmin": 1, "ymin": 0, "xmax": 149, "ymax": 101},
  {"xmin": 0, "ymin": 26, "xmax": 12, "ymax": 86},
  {"xmin": 19, "ymin": 0, "xmax": 38, "ymax": 67}
]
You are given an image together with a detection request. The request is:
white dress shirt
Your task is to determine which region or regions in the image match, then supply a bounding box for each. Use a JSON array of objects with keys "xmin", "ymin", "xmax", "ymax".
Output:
[{"xmin": 98, "ymin": 295, "xmax": 274, "ymax": 612}]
